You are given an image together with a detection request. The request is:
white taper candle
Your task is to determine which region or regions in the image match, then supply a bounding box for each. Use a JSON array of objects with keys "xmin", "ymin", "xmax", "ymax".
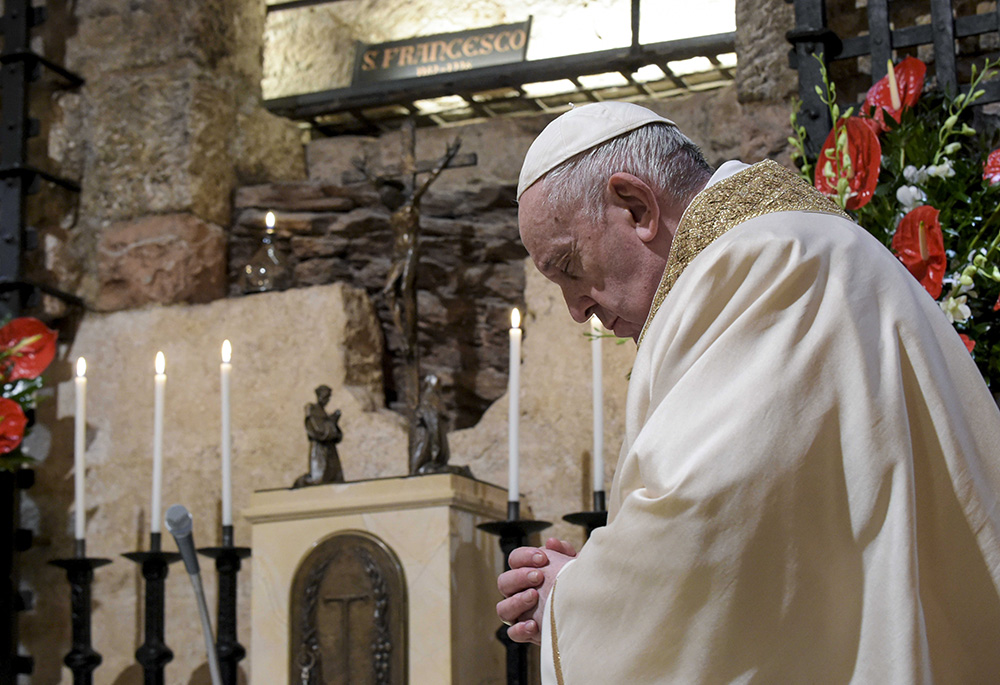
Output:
[
  {"xmin": 508, "ymin": 308, "xmax": 522, "ymax": 503},
  {"xmin": 74, "ymin": 357, "xmax": 87, "ymax": 542},
  {"xmin": 152, "ymin": 351, "xmax": 165, "ymax": 534},
  {"xmin": 221, "ymin": 340, "xmax": 233, "ymax": 527},
  {"xmin": 591, "ymin": 316, "xmax": 604, "ymax": 493}
]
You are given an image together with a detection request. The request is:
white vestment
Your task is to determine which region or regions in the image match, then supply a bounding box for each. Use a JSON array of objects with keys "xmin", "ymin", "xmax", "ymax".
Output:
[{"xmin": 541, "ymin": 161, "xmax": 1000, "ymax": 683}]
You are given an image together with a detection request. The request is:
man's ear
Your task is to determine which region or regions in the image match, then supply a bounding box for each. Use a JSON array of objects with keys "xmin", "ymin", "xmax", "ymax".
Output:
[{"xmin": 607, "ymin": 173, "xmax": 660, "ymax": 243}]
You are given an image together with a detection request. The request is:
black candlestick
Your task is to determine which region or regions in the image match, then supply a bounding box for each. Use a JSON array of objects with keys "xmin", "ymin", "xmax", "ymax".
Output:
[
  {"xmin": 198, "ymin": 524, "xmax": 251, "ymax": 685},
  {"xmin": 50, "ymin": 541, "xmax": 112, "ymax": 685},
  {"xmin": 563, "ymin": 490, "xmax": 608, "ymax": 539},
  {"xmin": 123, "ymin": 532, "xmax": 181, "ymax": 685},
  {"xmin": 478, "ymin": 502, "xmax": 551, "ymax": 685}
]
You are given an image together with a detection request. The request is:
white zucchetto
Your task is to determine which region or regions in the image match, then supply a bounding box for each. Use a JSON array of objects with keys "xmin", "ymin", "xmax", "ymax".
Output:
[{"xmin": 516, "ymin": 101, "xmax": 676, "ymax": 200}]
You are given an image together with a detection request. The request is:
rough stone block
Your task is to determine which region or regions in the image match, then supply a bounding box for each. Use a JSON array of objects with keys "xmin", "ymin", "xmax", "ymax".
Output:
[
  {"xmin": 97, "ymin": 213, "xmax": 226, "ymax": 311},
  {"xmin": 734, "ymin": 0, "xmax": 798, "ymax": 103},
  {"xmin": 232, "ymin": 107, "xmax": 308, "ymax": 186},
  {"xmin": 69, "ymin": 0, "xmax": 238, "ymax": 75},
  {"xmin": 79, "ymin": 64, "xmax": 236, "ymax": 228}
]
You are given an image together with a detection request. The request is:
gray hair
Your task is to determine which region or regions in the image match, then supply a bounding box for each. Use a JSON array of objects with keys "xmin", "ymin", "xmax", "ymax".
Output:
[{"xmin": 539, "ymin": 123, "xmax": 713, "ymax": 223}]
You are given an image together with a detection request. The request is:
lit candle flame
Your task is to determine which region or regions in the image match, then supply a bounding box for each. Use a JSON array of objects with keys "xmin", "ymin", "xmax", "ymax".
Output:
[
  {"xmin": 265, "ymin": 211, "xmax": 275, "ymax": 229},
  {"xmin": 511, "ymin": 307, "xmax": 521, "ymax": 329},
  {"xmin": 76, "ymin": 357, "xmax": 86, "ymax": 378},
  {"xmin": 221, "ymin": 339, "xmax": 232, "ymax": 364},
  {"xmin": 155, "ymin": 351, "xmax": 165, "ymax": 375}
]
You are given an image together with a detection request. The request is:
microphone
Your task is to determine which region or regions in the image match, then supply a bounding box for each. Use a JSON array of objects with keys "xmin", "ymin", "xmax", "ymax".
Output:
[
  {"xmin": 165, "ymin": 504, "xmax": 199, "ymax": 576},
  {"xmin": 165, "ymin": 504, "xmax": 222, "ymax": 685}
]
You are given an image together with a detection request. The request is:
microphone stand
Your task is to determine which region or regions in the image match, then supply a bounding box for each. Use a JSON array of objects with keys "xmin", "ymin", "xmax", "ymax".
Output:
[
  {"xmin": 198, "ymin": 524, "xmax": 251, "ymax": 685},
  {"xmin": 166, "ymin": 504, "xmax": 222, "ymax": 685}
]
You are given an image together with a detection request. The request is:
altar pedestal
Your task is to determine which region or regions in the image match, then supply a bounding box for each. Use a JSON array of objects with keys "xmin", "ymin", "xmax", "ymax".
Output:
[{"xmin": 245, "ymin": 473, "xmax": 508, "ymax": 684}]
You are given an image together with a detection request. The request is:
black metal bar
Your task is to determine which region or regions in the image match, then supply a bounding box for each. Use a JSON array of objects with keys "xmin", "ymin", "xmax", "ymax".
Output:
[
  {"xmin": 930, "ymin": 0, "xmax": 958, "ymax": 95},
  {"xmin": 49, "ymin": 556, "xmax": 112, "ymax": 685},
  {"xmin": 266, "ymin": 0, "xmax": 348, "ymax": 12},
  {"xmin": 198, "ymin": 526, "xmax": 251, "ymax": 685},
  {"xmin": 867, "ymin": 0, "xmax": 891, "ymax": 82},
  {"xmin": 630, "ymin": 0, "xmax": 641, "ymax": 55},
  {"xmin": 0, "ymin": 0, "xmax": 32, "ymax": 320},
  {"xmin": 0, "ymin": 164, "xmax": 82, "ymax": 193},
  {"xmin": 838, "ymin": 13, "xmax": 998, "ymax": 61},
  {"xmin": 786, "ymin": 0, "xmax": 836, "ymax": 157},
  {"xmin": 478, "ymin": 516, "xmax": 551, "ymax": 685},
  {"xmin": 659, "ymin": 64, "xmax": 688, "ymax": 90},
  {"xmin": 0, "ymin": 470, "xmax": 33, "ymax": 684},
  {"xmin": 0, "ymin": 51, "xmax": 84, "ymax": 87},
  {"xmin": 123, "ymin": 535, "xmax": 182, "ymax": 685},
  {"xmin": 264, "ymin": 33, "xmax": 735, "ymax": 121}
]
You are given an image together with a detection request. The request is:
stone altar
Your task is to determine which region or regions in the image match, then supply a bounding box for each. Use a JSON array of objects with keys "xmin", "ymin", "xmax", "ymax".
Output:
[{"xmin": 245, "ymin": 473, "xmax": 507, "ymax": 683}]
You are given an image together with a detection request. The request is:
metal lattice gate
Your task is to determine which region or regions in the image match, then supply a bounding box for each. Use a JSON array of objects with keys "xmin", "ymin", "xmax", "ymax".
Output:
[{"xmin": 786, "ymin": 0, "xmax": 1000, "ymax": 155}]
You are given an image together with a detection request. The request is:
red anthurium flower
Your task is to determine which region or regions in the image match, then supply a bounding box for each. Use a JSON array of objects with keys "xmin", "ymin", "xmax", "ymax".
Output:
[
  {"xmin": 865, "ymin": 56, "xmax": 926, "ymax": 131},
  {"xmin": 994, "ymin": 294, "xmax": 1000, "ymax": 311},
  {"xmin": 0, "ymin": 317, "xmax": 57, "ymax": 382},
  {"xmin": 892, "ymin": 205, "xmax": 946, "ymax": 298},
  {"xmin": 0, "ymin": 398, "xmax": 27, "ymax": 454},
  {"xmin": 814, "ymin": 117, "xmax": 881, "ymax": 210},
  {"xmin": 959, "ymin": 333, "xmax": 976, "ymax": 353},
  {"xmin": 984, "ymin": 149, "xmax": 1000, "ymax": 184}
]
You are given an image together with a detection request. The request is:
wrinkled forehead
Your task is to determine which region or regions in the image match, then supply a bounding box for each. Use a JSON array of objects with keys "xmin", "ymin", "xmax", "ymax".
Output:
[{"xmin": 517, "ymin": 184, "xmax": 578, "ymax": 265}]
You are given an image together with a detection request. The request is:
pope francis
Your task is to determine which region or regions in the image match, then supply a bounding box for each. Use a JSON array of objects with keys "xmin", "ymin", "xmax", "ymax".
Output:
[{"xmin": 496, "ymin": 101, "xmax": 1000, "ymax": 683}]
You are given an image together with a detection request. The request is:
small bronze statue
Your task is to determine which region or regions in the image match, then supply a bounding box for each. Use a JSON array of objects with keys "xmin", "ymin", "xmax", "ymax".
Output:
[
  {"xmin": 408, "ymin": 375, "xmax": 471, "ymax": 477},
  {"xmin": 294, "ymin": 385, "xmax": 345, "ymax": 488}
]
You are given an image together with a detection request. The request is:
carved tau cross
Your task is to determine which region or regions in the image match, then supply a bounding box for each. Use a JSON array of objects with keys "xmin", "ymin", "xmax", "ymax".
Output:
[
  {"xmin": 346, "ymin": 118, "xmax": 477, "ymax": 439},
  {"xmin": 323, "ymin": 591, "xmax": 371, "ymax": 680}
]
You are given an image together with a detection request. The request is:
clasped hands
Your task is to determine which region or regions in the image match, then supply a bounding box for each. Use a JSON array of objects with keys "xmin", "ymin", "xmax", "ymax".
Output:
[{"xmin": 496, "ymin": 537, "xmax": 577, "ymax": 645}]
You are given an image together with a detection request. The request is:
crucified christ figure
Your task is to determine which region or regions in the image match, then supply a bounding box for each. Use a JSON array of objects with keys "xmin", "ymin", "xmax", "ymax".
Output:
[{"xmin": 353, "ymin": 118, "xmax": 462, "ymax": 445}]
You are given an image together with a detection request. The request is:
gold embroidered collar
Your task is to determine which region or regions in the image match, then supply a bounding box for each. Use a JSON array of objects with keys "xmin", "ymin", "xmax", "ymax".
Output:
[{"xmin": 636, "ymin": 159, "xmax": 849, "ymax": 346}]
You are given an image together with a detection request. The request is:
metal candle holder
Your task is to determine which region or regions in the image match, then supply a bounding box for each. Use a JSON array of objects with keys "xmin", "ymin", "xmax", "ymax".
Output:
[
  {"xmin": 49, "ymin": 541, "xmax": 111, "ymax": 685},
  {"xmin": 478, "ymin": 501, "xmax": 550, "ymax": 685},
  {"xmin": 198, "ymin": 524, "xmax": 251, "ymax": 685},
  {"xmin": 562, "ymin": 490, "xmax": 608, "ymax": 539},
  {"xmin": 122, "ymin": 532, "xmax": 181, "ymax": 685}
]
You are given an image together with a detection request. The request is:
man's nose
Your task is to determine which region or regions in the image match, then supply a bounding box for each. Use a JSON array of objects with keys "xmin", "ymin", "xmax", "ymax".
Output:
[{"xmin": 564, "ymin": 291, "xmax": 593, "ymax": 324}]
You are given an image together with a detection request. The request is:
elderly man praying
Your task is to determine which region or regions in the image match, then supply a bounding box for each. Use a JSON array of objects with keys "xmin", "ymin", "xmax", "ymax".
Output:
[{"xmin": 496, "ymin": 101, "xmax": 1000, "ymax": 683}]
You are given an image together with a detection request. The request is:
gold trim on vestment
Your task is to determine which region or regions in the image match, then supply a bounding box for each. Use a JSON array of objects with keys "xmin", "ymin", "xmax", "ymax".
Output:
[
  {"xmin": 550, "ymin": 578, "xmax": 565, "ymax": 685},
  {"xmin": 637, "ymin": 160, "xmax": 849, "ymax": 346}
]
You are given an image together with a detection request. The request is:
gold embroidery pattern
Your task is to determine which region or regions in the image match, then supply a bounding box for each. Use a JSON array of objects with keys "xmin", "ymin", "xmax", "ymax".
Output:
[
  {"xmin": 637, "ymin": 159, "xmax": 849, "ymax": 345},
  {"xmin": 550, "ymin": 578, "xmax": 565, "ymax": 685}
]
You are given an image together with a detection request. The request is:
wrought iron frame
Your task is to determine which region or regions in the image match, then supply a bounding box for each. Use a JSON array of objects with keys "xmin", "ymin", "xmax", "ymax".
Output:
[
  {"xmin": 0, "ymin": 0, "xmax": 84, "ymax": 320},
  {"xmin": 263, "ymin": 0, "xmax": 737, "ymax": 135},
  {"xmin": 787, "ymin": 0, "xmax": 1000, "ymax": 155}
]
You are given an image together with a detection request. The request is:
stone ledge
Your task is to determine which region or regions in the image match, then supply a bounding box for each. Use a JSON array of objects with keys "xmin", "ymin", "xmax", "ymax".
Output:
[{"xmin": 244, "ymin": 473, "xmax": 507, "ymax": 524}]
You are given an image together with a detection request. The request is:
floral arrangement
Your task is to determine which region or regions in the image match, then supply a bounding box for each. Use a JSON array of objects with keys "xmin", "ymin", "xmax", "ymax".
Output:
[
  {"xmin": 791, "ymin": 56, "xmax": 1000, "ymax": 390},
  {"xmin": 0, "ymin": 317, "xmax": 57, "ymax": 470}
]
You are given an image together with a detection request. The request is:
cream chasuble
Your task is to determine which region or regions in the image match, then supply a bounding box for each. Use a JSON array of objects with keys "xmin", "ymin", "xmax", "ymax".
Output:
[{"xmin": 541, "ymin": 160, "xmax": 1000, "ymax": 683}]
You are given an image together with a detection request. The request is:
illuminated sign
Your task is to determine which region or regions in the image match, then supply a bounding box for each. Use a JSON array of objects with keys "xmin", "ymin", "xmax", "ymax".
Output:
[{"xmin": 351, "ymin": 20, "xmax": 531, "ymax": 85}]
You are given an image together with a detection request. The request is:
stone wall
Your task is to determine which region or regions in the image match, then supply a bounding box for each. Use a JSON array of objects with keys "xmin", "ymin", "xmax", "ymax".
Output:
[{"xmin": 39, "ymin": 0, "xmax": 307, "ymax": 314}]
